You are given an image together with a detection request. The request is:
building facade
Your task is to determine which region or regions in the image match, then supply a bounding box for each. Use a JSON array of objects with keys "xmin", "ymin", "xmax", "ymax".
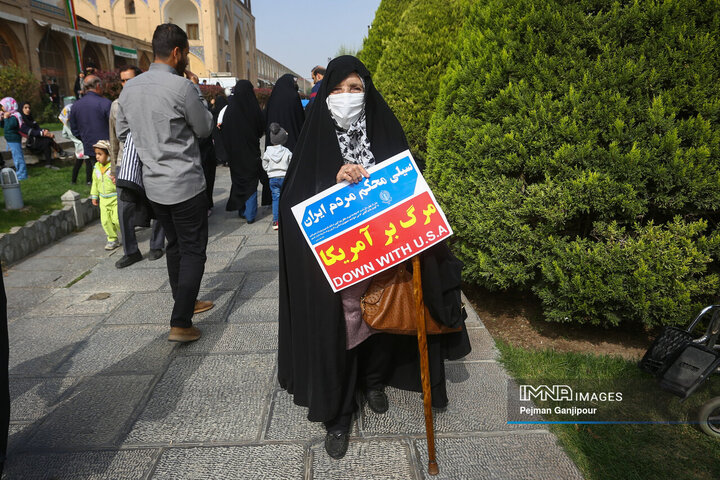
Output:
[
  {"xmin": 0, "ymin": 0, "xmax": 153, "ymax": 98},
  {"xmin": 0, "ymin": 0, "xmax": 259, "ymax": 97},
  {"xmin": 257, "ymin": 49, "xmax": 312, "ymax": 94},
  {"xmin": 81, "ymin": 0, "xmax": 259, "ymax": 83}
]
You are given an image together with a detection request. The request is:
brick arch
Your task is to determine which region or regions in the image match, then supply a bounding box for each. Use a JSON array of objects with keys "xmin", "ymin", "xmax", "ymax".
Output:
[
  {"xmin": 164, "ymin": 0, "xmax": 200, "ymax": 39},
  {"xmin": 38, "ymin": 30, "xmax": 73, "ymax": 95},
  {"xmin": 0, "ymin": 20, "xmax": 27, "ymax": 67},
  {"xmin": 233, "ymin": 27, "xmax": 244, "ymax": 78}
]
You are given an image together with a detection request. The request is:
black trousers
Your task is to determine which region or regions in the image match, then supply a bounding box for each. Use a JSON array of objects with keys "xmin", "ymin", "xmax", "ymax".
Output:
[
  {"xmin": 28, "ymin": 136, "xmax": 58, "ymax": 166},
  {"xmin": 118, "ymin": 190, "xmax": 165, "ymax": 256},
  {"xmin": 324, "ymin": 333, "xmax": 391, "ymax": 433},
  {"xmin": 150, "ymin": 192, "xmax": 208, "ymax": 328},
  {"xmin": 72, "ymin": 154, "xmax": 95, "ymax": 184}
]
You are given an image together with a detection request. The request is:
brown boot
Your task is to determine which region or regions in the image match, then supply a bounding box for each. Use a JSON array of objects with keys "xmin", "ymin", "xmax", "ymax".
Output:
[
  {"xmin": 193, "ymin": 300, "xmax": 214, "ymax": 314},
  {"xmin": 168, "ymin": 326, "xmax": 202, "ymax": 343}
]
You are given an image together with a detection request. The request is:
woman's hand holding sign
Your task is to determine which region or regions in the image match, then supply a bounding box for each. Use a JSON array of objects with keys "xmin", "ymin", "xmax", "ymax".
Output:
[{"xmin": 336, "ymin": 163, "xmax": 369, "ymax": 184}]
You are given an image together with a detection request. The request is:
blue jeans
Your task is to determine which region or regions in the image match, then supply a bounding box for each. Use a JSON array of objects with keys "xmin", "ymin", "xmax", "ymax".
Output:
[
  {"xmin": 7, "ymin": 142, "xmax": 27, "ymax": 180},
  {"xmin": 243, "ymin": 191, "xmax": 258, "ymax": 222},
  {"xmin": 269, "ymin": 176, "xmax": 284, "ymax": 222}
]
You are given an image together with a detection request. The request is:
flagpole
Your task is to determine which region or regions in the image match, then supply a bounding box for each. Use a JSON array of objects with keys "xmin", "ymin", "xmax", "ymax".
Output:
[{"xmin": 65, "ymin": 0, "xmax": 83, "ymax": 74}]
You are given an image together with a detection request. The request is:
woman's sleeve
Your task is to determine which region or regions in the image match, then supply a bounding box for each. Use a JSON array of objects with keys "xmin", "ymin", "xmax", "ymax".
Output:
[{"xmin": 20, "ymin": 122, "xmax": 41, "ymax": 137}]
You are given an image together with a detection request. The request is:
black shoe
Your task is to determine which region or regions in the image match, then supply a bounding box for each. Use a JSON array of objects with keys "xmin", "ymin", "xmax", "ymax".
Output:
[
  {"xmin": 115, "ymin": 251, "xmax": 143, "ymax": 269},
  {"xmin": 365, "ymin": 389, "xmax": 389, "ymax": 414},
  {"xmin": 324, "ymin": 432, "xmax": 349, "ymax": 459},
  {"xmin": 147, "ymin": 249, "xmax": 164, "ymax": 261},
  {"xmin": 247, "ymin": 219, "xmax": 255, "ymax": 224}
]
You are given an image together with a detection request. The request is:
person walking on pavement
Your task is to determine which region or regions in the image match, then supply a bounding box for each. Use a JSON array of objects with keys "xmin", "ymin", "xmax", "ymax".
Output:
[
  {"xmin": 307, "ymin": 65, "xmax": 325, "ymax": 108},
  {"xmin": 261, "ymin": 74, "xmax": 305, "ymax": 207},
  {"xmin": 219, "ymin": 79, "xmax": 264, "ymax": 222},
  {"xmin": 211, "ymin": 93, "xmax": 228, "ymax": 167},
  {"xmin": 265, "ymin": 74, "xmax": 305, "ymax": 152},
  {"xmin": 69, "ymin": 75, "xmax": 111, "ymax": 184},
  {"xmin": 262, "ymin": 122, "xmax": 291, "ymax": 230},
  {"xmin": 109, "ymin": 65, "xmax": 166, "ymax": 268},
  {"xmin": 116, "ymin": 23, "xmax": 214, "ymax": 343}
]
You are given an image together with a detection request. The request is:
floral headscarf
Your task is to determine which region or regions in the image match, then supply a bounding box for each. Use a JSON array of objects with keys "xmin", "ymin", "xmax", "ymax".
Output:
[{"xmin": 0, "ymin": 97, "xmax": 22, "ymax": 126}]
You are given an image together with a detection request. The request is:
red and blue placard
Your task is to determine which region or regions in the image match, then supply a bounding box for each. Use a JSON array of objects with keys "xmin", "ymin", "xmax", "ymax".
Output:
[{"xmin": 291, "ymin": 150, "xmax": 452, "ymax": 292}]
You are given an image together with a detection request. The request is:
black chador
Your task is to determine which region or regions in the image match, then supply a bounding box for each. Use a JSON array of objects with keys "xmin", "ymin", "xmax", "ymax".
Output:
[
  {"xmin": 220, "ymin": 80, "xmax": 264, "ymax": 213},
  {"xmin": 264, "ymin": 73, "xmax": 305, "ymax": 152},
  {"xmin": 277, "ymin": 55, "xmax": 471, "ymax": 425}
]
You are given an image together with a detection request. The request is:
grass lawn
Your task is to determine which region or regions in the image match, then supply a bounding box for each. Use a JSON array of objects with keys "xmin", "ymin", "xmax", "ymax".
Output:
[
  {"xmin": 496, "ymin": 340, "xmax": 720, "ymax": 480},
  {"xmin": 0, "ymin": 163, "xmax": 90, "ymax": 233}
]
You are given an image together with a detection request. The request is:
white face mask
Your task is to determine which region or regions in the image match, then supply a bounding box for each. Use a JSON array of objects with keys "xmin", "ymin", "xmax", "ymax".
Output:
[{"xmin": 326, "ymin": 93, "xmax": 365, "ymax": 130}]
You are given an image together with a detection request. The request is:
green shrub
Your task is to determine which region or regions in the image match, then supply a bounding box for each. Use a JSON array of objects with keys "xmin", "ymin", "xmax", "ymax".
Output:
[
  {"xmin": 426, "ymin": 0, "xmax": 720, "ymax": 327},
  {"xmin": 373, "ymin": 0, "xmax": 469, "ymax": 168},
  {"xmin": 536, "ymin": 219, "xmax": 720, "ymax": 327},
  {"xmin": 357, "ymin": 0, "xmax": 413, "ymax": 75}
]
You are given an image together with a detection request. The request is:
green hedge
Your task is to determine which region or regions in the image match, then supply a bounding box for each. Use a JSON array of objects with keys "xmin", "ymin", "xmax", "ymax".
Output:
[
  {"xmin": 358, "ymin": 0, "xmax": 413, "ymax": 75},
  {"xmin": 373, "ymin": 0, "xmax": 469, "ymax": 168},
  {"xmin": 426, "ymin": 0, "xmax": 720, "ymax": 328}
]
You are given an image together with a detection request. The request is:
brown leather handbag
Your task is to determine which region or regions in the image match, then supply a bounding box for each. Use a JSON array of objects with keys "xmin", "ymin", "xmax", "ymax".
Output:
[{"xmin": 361, "ymin": 263, "xmax": 462, "ymax": 335}]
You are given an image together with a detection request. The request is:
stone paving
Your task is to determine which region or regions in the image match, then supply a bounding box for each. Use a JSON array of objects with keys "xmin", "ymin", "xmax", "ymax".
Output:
[{"xmin": 1, "ymin": 167, "xmax": 584, "ymax": 479}]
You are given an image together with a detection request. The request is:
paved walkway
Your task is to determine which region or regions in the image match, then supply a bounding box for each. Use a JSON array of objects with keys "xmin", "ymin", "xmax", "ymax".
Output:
[{"xmin": 2, "ymin": 167, "xmax": 584, "ymax": 479}]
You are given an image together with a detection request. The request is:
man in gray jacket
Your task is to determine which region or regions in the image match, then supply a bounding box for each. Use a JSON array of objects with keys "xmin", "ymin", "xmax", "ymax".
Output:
[{"xmin": 116, "ymin": 23, "xmax": 213, "ymax": 342}]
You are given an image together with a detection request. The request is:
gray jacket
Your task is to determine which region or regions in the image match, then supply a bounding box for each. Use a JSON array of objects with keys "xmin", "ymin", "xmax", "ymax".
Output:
[{"xmin": 115, "ymin": 63, "xmax": 213, "ymax": 205}]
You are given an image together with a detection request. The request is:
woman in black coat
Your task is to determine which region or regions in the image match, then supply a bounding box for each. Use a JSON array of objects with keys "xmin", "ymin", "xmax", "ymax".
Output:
[
  {"xmin": 219, "ymin": 80, "xmax": 264, "ymax": 217},
  {"xmin": 264, "ymin": 73, "xmax": 305, "ymax": 151},
  {"xmin": 260, "ymin": 74, "xmax": 305, "ymax": 206},
  {"xmin": 277, "ymin": 56, "xmax": 470, "ymax": 460},
  {"xmin": 211, "ymin": 94, "xmax": 229, "ymax": 167}
]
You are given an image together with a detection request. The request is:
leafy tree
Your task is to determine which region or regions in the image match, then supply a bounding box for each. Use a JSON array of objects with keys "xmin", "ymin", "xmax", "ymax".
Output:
[
  {"xmin": 358, "ymin": 0, "xmax": 413, "ymax": 75},
  {"xmin": 426, "ymin": 0, "xmax": 720, "ymax": 328},
  {"xmin": 335, "ymin": 45, "xmax": 359, "ymax": 58},
  {"xmin": 373, "ymin": 0, "xmax": 469, "ymax": 168},
  {"xmin": 0, "ymin": 63, "xmax": 41, "ymax": 115}
]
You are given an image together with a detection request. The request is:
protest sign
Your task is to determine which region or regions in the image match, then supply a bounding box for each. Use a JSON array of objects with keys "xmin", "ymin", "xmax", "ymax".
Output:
[{"xmin": 291, "ymin": 150, "xmax": 452, "ymax": 292}]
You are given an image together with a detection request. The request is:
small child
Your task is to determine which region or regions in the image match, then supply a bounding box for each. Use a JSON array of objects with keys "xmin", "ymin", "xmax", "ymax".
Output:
[
  {"xmin": 0, "ymin": 97, "xmax": 27, "ymax": 180},
  {"xmin": 90, "ymin": 140, "xmax": 121, "ymax": 250},
  {"xmin": 262, "ymin": 122, "xmax": 292, "ymax": 230}
]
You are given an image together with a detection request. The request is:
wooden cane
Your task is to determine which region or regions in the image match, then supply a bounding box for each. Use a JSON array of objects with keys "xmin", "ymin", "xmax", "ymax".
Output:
[{"xmin": 412, "ymin": 255, "xmax": 439, "ymax": 475}]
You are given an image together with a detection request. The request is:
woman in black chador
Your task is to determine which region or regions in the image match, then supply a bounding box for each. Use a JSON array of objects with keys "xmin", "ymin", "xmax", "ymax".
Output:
[
  {"xmin": 264, "ymin": 73, "xmax": 305, "ymax": 151},
  {"xmin": 277, "ymin": 56, "xmax": 470, "ymax": 460},
  {"xmin": 261, "ymin": 74, "xmax": 305, "ymax": 206},
  {"xmin": 220, "ymin": 80, "xmax": 264, "ymax": 215},
  {"xmin": 211, "ymin": 94, "xmax": 229, "ymax": 167}
]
